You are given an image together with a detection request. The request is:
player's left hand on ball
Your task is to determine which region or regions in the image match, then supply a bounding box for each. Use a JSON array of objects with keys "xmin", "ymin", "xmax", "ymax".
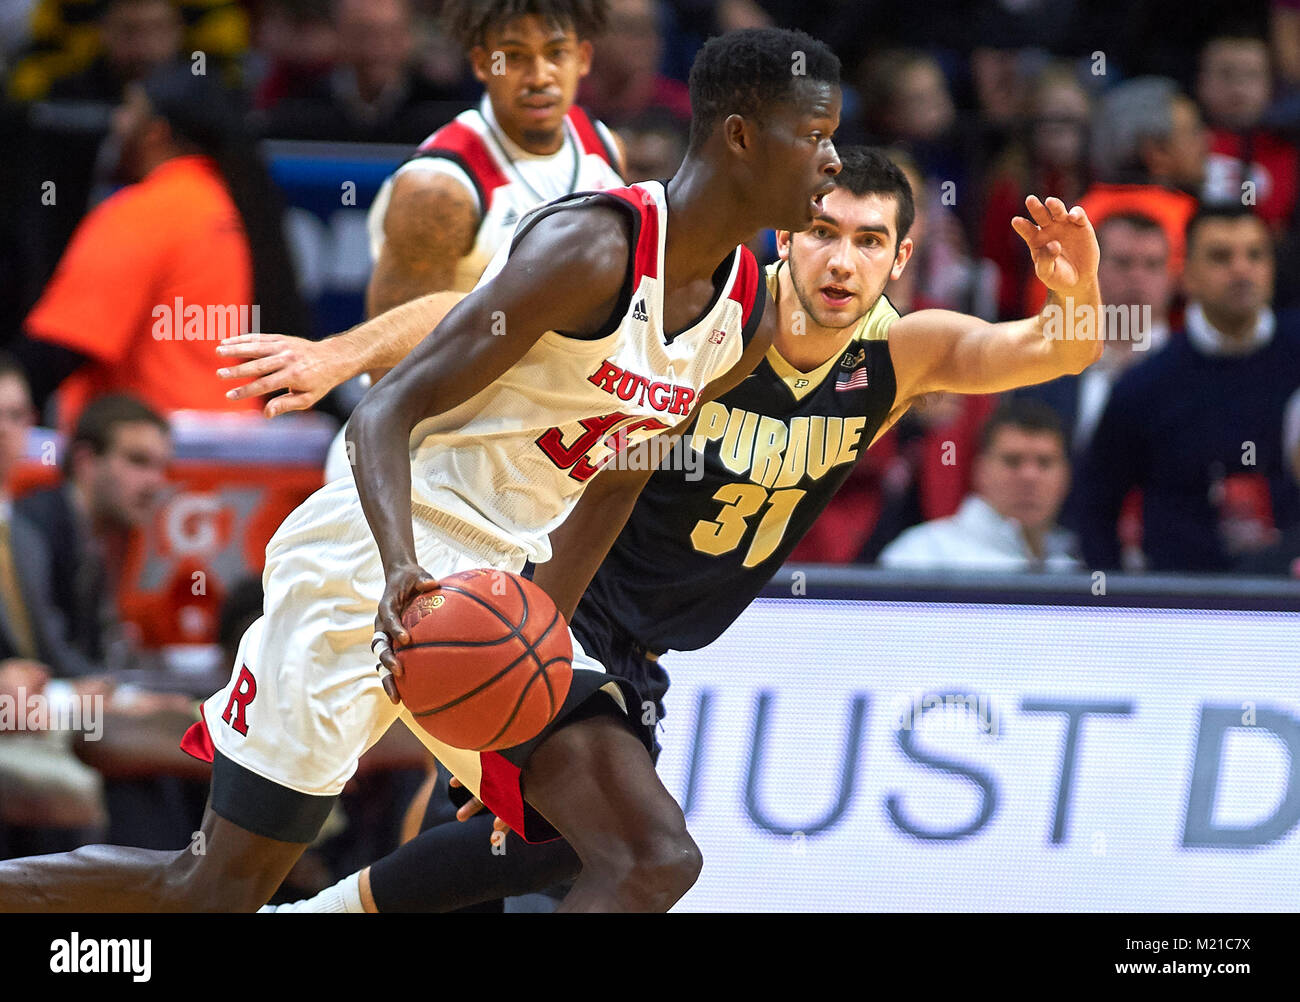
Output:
[
  {"xmin": 1010, "ymin": 195, "xmax": 1099, "ymax": 293},
  {"xmin": 374, "ymin": 563, "xmax": 440, "ymax": 703}
]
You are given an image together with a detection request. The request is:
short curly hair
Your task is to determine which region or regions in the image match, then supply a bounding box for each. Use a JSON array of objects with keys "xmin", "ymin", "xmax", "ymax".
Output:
[
  {"xmin": 439, "ymin": 0, "xmax": 608, "ymax": 52},
  {"xmin": 833, "ymin": 146, "xmax": 916, "ymax": 245},
  {"xmin": 687, "ymin": 28, "xmax": 840, "ymax": 154}
]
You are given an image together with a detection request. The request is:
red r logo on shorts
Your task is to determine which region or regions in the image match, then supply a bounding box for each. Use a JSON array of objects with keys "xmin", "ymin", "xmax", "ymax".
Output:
[{"xmin": 221, "ymin": 665, "xmax": 257, "ymax": 736}]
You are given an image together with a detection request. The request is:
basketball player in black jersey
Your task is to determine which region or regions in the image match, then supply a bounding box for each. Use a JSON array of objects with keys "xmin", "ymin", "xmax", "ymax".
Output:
[
  {"xmin": 0, "ymin": 28, "xmax": 841, "ymax": 914},
  {"xmin": 218, "ymin": 147, "xmax": 1103, "ymax": 911}
]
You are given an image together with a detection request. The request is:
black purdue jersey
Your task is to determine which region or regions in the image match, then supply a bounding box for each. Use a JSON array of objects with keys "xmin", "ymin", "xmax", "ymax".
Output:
[{"xmin": 579, "ymin": 261, "xmax": 902, "ymax": 652}]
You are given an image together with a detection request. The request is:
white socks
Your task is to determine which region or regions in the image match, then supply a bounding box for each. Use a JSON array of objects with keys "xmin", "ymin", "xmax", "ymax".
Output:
[{"xmin": 258, "ymin": 870, "xmax": 366, "ymax": 913}]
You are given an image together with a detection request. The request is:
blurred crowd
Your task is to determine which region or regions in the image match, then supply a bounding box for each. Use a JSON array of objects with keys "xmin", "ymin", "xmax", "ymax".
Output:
[
  {"xmin": 1, "ymin": 0, "xmax": 1298, "ymax": 577},
  {"xmin": 0, "ymin": 0, "xmax": 1299, "ymax": 881}
]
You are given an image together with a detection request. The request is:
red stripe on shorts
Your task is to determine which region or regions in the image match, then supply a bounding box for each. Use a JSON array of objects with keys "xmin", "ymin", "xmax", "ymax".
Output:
[
  {"xmin": 478, "ymin": 751, "xmax": 528, "ymax": 838},
  {"xmin": 180, "ymin": 703, "xmax": 216, "ymax": 763}
]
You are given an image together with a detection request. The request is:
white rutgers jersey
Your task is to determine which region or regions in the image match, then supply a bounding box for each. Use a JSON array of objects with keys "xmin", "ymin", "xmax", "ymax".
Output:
[
  {"xmin": 366, "ymin": 95, "xmax": 626, "ymax": 291},
  {"xmin": 406, "ymin": 180, "xmax": 766, "ymax": 564},
  {"xmin": 325, "ymin": 98, "xmax": 625, "ymax": 484}
]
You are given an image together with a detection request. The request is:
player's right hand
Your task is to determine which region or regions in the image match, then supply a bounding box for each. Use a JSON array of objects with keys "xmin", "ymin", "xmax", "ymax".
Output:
[
  {"xmin": 216, "ymin": 333, "xmax": 354, "ymax": 418},
  {"xmin": 374, "ymin": 563, "xmax": 440, "ymax": 703},
  {"xmin": 1009, "ymin": 195, "xmax": 1099, "ymax": 295}
]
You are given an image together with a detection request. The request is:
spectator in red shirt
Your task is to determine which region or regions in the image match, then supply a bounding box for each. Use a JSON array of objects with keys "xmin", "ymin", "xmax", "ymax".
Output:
[
  {"xmin": 1197, "ymin": 32, "xmax": 1299, "ymax": 232},
  {"xmin": 246, "ymin": 0, "xmax": 338, "ymax": 111},
  {"xmin": 254, "ymin": 0, "xmax": 475, "ymax": 143}
]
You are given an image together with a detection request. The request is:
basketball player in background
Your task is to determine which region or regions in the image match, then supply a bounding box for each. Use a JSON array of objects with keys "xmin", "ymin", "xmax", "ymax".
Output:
[
  {"xmin": 0, "ymin": 27, "xmax": 842, "ymax": 914},
  {"xmin": 327, "ymin": 0, "xmax": 624, "ymax": 827},
  {"xmin": 219, "ymin": 146, "xmax": 1103, "ymax": 912},
  {"xmin": 367, "ymin": 0, "xmax": 621, "ymax": 316},
  {"xmin": 315, "ymin": 0, "xmax": 624, "ymax": 480}
]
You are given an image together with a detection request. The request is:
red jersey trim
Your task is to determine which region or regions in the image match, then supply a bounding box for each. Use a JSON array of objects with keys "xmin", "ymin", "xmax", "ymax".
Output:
[
  {"xmin": 727, "ymin": 246, "xmax": 762, "ymax": 327},
  {"xmin": 414, "ymin": 120, "xmax": 510, "ymax": 212},
  {"xmin": 566, "ymin": 105, "xmax": 620, "ymax": 169},
  {"xmin": 600, "ymin": 185, "xmax": 659, "ymax": 282},
  {"xmin": 180, "ymin": 702, "xmax": 216, "ymax": 763}
]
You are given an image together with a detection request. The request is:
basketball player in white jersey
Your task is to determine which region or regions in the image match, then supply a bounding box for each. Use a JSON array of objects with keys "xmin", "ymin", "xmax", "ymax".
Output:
[
  {"xmin": 0, "ymin": 27, "xmax": 843, "ymax": 914},
  {"xmin": 321, "ymin": 0, "xmax": 625, "ymax": 481},
  {"xmin": 217, "ymin": 148, "xmax": 1105, "ymax": 914},
  {"xmin": 367, "ymin": 0, "xmax": 623, "ymax": 312}
]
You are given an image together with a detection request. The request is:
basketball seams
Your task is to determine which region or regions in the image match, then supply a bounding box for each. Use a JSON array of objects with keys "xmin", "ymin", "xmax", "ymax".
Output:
[
  {"xmin": 398, "ymin": 635, "xmax": 519, "ymax": 650},
  {"xmin": 406, "ymin": 606, "xmax": 562, "ymax": 715},
  {"xmin": 410, "ymin": 642, "xmax": 536, "ymax": 716},
  {"xmin": 442, "ymin": 581, "xmax": 525, "ymax": 633},
  {"xmin": 508, "ymin": 573, "xmax": 529, "ymax": 634},
  {"xmin": 396, "ymin": 581, "xmax": 524, "ymax": 650},
  {"xmin": 531, "ymin": 607, "xmax": 562, "ymax": 714},
  {"xmin": 398, "ymin": 569, "xmax": 574, "ymax": 751},
  {"xmin": 474, "ymin": 653, "xmax": 571, "ymax": 750}
]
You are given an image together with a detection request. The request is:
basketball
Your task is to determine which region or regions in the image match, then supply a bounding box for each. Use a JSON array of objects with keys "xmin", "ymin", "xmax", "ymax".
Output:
[{"xmin": 392, "ymin": 569, "xmax": 574, "ymax": 752}]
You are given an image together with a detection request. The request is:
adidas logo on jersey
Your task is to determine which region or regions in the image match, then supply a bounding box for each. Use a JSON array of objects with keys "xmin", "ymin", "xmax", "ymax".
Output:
[{"xmin": 632, "ymin": 299, "xmax": 649, "ymax": 322}]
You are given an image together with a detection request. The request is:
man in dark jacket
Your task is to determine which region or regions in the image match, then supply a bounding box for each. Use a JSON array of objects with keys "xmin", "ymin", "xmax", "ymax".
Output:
[
  {"xmin": 1078, "ymin": 204, "xmax": 1300, "ymax": 571},
  {"xmin": 16, "ymin": 394, "xmax": 170, "ymax": 667}
]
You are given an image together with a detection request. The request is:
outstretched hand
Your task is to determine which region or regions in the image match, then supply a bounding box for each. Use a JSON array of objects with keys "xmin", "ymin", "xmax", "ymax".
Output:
[
  {"xmin": 216, "ymin": 333, "xmax": 354, "ymax": 417},
  {"xmin": 1010, "ymin": 195, "xmax": 1100, "ymax": 295}
]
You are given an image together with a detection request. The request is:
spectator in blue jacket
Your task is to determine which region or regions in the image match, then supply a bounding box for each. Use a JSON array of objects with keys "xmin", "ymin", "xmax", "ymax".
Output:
[{"xmin": 1077, "ymin": 203, "xmax": 1300, "ymax": 571}]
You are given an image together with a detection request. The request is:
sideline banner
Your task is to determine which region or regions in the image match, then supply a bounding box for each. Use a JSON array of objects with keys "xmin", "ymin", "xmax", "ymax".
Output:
[{"xmin": 655, "ymin": 598, "xmax": 1300, "ymax": 911}]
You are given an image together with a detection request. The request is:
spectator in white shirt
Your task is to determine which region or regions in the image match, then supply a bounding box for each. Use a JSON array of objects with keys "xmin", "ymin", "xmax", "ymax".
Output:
[{"xmin": 880, "ymin": 400, "xmax": 1078, "ymax": 571}]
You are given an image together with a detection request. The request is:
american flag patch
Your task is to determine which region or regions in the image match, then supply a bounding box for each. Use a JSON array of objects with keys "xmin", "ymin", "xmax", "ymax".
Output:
[{"xmin": 836, "ymin": 368, "xmax": 869, "ymax": 392}]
